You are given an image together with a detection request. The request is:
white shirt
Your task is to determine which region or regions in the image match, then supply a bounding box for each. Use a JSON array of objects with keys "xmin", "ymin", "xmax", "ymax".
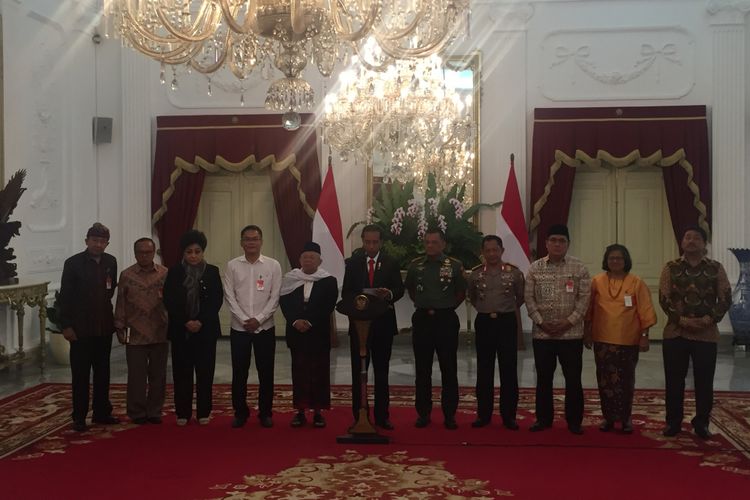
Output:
[{"xmin": 223, "ymin": 254, "xmax": 282, "ymax": 333}]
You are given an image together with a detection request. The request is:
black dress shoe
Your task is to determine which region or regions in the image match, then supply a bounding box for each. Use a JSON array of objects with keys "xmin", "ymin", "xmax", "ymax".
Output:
[
  {"xmin": 231, "ymin": 417, "xmax": 247, "ymax": 428},
  {"xmin": 599, "ymin": 420, "xmax": 614, "ymax": 432},
  {"xmin": 291, "ymin": 412, "xmax": 306, "ymax": 427},
  {"xmin": 147, "ymin": 417, "xmax": 162, "ymax": 424},
  {"xmin": 131, "ymin": 417, "xmax": 148, "ymax": 425},
  {"xmin": 471, "ymin": 418, "xmax": 490, "ymax": 428},
  {"xmin": 503, "ymin": 420, "xmax": 520, "ymax": 431},
  {"xmin": 414, "ymin": 416, "xmax": 431, "ymax": 428},
  {"xmin": 622, "ymin": 421, "xmax": 633, "ymax": 434},
  {"xmin": 444, "ymin": 418, "xmax": 458, "ymax": 430},
  {"xmin": 313, "ymin": 413, "xmax": 326, "ymax": 428},
  {"xmin": 662, "ymin": 425, "xmax": 681, "ymax": 437},
  {"xmin": 259, "ymin": 416, "xmax": 274, "ymax": 428},
  {"xmin": 529, "ymin": 421, "xmax": 551, "ymax": 432},
  {"xmin": 693, "ymin": 425, "xmax": 712, "ymax": 439},
  {"xmin": 72, "ymin": 421, "xmax": 88, "ymax": 432},
  {"xmin": 568, "ymin": 424, "xmax": 584, "ymax": 435},
  {"xmin": 92, "ymin": 415, "xmax": 120, "ymax": 425},
  {"xmin": 376, "ymin": 419, "xmax": 394, "ymax": 430}
]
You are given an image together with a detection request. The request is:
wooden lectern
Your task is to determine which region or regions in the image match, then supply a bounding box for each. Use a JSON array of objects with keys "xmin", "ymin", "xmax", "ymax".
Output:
[{"xmin": 335, "ymin": 292, "xmax": 389, "ymax": 444}]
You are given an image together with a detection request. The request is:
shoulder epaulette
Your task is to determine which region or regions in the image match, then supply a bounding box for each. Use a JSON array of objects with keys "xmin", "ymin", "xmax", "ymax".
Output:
[
  {"xmin": 448, "ymin": 256, "xmax": 463, "ymax": 265},
  {"xmin": 471, "ymin": 263, "xmax": 483, "ymax": 271},
  {"xmin": 504, "ymin": 262, "xmax": 519, "ymax": 270}
]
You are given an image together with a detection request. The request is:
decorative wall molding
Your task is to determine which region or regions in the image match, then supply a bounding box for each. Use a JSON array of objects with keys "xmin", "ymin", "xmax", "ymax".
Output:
[
  {"xmin": 540, "ymin": 26, "xmax": 695, "ymax": 101},
  {"xmin": 23, "ymin": 23, "xmax": 67, "ymax": 233},
  {"xmin": 25, "ymin": 247, "xmax": 67, "ymax": 273},
  {"xmin": 482, "ymin": 2, "xmax": 535, "ymax": 29},
  {"xmin": 707, "ymin": 1, "xmax": 750, "ymax": 25}
]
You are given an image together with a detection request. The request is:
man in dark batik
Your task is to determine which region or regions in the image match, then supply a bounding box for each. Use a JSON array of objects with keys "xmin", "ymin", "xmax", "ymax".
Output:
[
  {"xmin": 658, "ymin": 227, "xmax": 731, "ymax": 439},
  {"xmin": 280, "ymin": 242, "xmax": 338, "ymax": 428}
]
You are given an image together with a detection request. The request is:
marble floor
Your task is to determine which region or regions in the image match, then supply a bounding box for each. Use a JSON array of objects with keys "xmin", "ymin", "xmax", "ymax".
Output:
[{"xmin": 2, "ymin": 332, "xmax": 750, "ymax": 400}]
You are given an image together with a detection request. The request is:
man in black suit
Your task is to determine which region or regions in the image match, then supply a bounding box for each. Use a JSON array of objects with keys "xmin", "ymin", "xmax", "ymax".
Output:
[
  {"xmin": 59, "ymin": 222, "xmax": 119, "ymax": 432},
  {"xmin": 342, "ymin": 225, "xmax": 405, "ymax": 429},
  {"xmin": 279, "ymin": 241, "xmax": 339, "ymax": 428}
]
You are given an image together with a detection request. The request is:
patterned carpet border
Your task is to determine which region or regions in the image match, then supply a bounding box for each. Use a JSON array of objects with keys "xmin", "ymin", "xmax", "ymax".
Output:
[{"xmin": 2, "ymin": 383, "xmax": 750, "ymax": 460}]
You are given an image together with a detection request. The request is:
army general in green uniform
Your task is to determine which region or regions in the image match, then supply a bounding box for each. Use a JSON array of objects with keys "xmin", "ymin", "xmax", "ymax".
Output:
[{"xmin": 405, "ymin": 229, "xmax": 467, "ymax": 429}]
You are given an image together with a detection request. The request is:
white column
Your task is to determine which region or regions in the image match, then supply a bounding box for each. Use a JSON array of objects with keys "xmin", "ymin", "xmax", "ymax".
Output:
[
  {"xmin": 120, "ymin": 51, "xmax": 153, "ymax": 267},
  {"xmin": 707, "ymin": 1, "xmax": 750, "ymax": 282}
]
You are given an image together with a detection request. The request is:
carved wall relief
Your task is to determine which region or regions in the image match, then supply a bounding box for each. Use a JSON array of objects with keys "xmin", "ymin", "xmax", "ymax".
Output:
[{"xmin": 540, "ymin": 27, "xmax": 695, "ymax": 101}]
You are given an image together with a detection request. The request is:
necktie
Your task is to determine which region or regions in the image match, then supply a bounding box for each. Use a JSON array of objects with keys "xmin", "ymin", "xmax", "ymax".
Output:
[{"xmin": 368, "ymin": 258, "xmax": 375, "ymax": 287}]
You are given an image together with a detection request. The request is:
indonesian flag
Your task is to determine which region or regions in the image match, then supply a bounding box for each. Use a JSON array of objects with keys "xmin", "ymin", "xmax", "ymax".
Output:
[
  {"xmin": 312, "ymin": 158, "xmax": 345, "ymax": 285},
  {"xmin": 496, "ymin": 154, "xmax": 531, "ymax": 275}
]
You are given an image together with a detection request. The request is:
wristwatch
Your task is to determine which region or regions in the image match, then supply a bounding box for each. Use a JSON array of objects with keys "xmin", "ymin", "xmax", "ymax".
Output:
[{"xmin": 640, "ymin": 332, "xmax": 649, "ymax": 338}]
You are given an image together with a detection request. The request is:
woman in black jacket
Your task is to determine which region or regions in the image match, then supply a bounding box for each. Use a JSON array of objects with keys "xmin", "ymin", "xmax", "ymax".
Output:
[{"xmin": 163, "ymin": 230, "xmax": 223, "ymax": 426}]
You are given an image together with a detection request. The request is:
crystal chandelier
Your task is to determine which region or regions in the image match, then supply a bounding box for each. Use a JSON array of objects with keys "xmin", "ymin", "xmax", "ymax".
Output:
[
  {"xmin": 322, "ymin": 54, "xmax": 475, "ymax": 201},
  {"xmin": 101, "ymin": 1, "xmax": 469, "ymax": 121}
]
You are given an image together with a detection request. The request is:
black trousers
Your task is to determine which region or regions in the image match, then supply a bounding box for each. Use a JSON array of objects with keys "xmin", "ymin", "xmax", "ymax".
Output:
[
  {"xmin": 69, "ymin": 335, "xmax": 114, "ymax": 423},
  {"xmin": 475, "ymin": 312, "xmax": 518, "ymax": 423},
  {"xmin": 412, "ymin": 309, "xmax": 459, "ymax": 420},
  {"xmin": 350, "ymin": 325, "xmax": 394, "ymax": 422},
  {"xmin": 170, "ymin": 333, "xmax": 217, "ymax": 420},
  {"xmin": 662, "ymin": 336, "xmax": 717, "ymax": 428},
  {"xmin": 230, "ymin": 328, "xmax": 276, "ymax": 419},
  {"xmin": 532, "ymin": 338, "xmax": 584, "ymax": 426}
]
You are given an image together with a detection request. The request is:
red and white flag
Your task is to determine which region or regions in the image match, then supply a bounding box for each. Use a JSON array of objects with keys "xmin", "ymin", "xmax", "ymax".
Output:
[
  {"xmin": 312, "ymin": 158, "xmax": 345, "ymax": 284},
  {"xmin": 496, "ymin": 154, "xmax": 531, "ymax": 274}
]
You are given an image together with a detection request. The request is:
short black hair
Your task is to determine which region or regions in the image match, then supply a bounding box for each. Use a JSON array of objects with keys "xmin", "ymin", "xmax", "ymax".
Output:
[
  {"xmin": 241, "ymin": 225, "xmax": 263, "ymax": 238},
  {"xmin": 180, "ymin": 229, "xmax": 207, "ymax": 252},
  {"xmin": 682, "ymin": 226, "xmax": 707, "ymax": 243},
  {"xmin": 602, "ymin": 244, "xmax": 633, "ymax": 273},
  {"xmin": 361, "ymin": 224, "xmax": 383, "ymax": 240},
  {"xmin": 133, "ymin": 237, "xmax": 155, "ymax": 253},
  {"xmin": 482, "ymin": 235, "xmax": 504, "ymax": 249},
  {"xmin": 424, "ymin": 228, "xmax": 446, "ymax": 241}
]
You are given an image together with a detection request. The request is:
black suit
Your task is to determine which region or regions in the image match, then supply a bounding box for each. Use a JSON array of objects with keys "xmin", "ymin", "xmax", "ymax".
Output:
[
  {"xmin": 162, "ymin": 263, "xmax": 223, "ymax": 420},
  {"xmin": 341, "ymin": 252, "xmax": 404, "ymax": 423},
  {"xmin": 280, "ymin": 276, "xmax": 339, "ymax": 409},
  {"xmin": 59, "ymin": 250, "xmax": 118, "ymax": 424}
]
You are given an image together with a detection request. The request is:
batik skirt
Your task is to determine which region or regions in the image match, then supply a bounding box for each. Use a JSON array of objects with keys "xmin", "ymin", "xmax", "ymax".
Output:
[{"xmin": 593, "ymin": 341, "xmax": 640, "ymax": 423}]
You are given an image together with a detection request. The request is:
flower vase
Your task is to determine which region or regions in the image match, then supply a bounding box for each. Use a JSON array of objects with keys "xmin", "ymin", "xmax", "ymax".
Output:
[{"xmin": 728, "ymin": 248, "xmax": 750, "ymax": 347}]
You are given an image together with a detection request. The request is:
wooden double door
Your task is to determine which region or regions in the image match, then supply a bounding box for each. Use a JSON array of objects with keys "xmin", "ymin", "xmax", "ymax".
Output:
[
  {"xmin": 194, "ymin": 171, "xmax": 290, "ymax": 335},
  {"xmin": 567, "ymin": 164, "xmax": 677, "ymax": 338}
]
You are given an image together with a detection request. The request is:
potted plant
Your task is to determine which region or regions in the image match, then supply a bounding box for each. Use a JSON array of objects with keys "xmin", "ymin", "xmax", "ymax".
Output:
[
  {"xmin": 46, "ymin": 290, "xmax": 70, "ymax": 365},
  {"xmin": 349, "ymin": 173, "xmax": 499, "ymax": 269}
]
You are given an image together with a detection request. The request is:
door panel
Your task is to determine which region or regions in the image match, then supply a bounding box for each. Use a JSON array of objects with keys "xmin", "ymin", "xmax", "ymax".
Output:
[
  {"xmin": 569, "ymin": 164, "xmax": 677, "ymax": 339},
  {"xmin": 195, "ymin": 171, "xmax": 290, "ymax": 335},
  {"xmin": 568, "ymin": 165, "xmax": 615, "ymax": 273},
  {"xmin": 617, "ymin": 167, "xmax": 677, "ymax": 338}
]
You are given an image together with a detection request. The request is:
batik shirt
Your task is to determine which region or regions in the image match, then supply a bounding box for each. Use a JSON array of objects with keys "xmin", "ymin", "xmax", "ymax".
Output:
[{"xmin": 658, "ymin": 256, "xmax": 731, "ymax": 343}]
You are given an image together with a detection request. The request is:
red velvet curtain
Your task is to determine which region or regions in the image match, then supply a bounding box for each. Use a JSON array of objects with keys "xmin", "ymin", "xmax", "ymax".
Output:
[
  {"xmin": 151, "ymin": 114, "xmax": 321, "ymax": 267},
  {"xmin": 530, "ymin": 106, "xmax": 710, "ymax": 257}
]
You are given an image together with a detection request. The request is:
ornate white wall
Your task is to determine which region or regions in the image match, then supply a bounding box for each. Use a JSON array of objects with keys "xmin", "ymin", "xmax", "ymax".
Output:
[{"xmin": 2, "ymin": 0, "xmax": 748, "ymax": 350}]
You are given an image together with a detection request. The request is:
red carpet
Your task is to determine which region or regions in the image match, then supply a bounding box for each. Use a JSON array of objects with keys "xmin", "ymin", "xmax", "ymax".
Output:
[{"xmin": 1, "ymin": 384, "xmax": 749, "ymax": 499}]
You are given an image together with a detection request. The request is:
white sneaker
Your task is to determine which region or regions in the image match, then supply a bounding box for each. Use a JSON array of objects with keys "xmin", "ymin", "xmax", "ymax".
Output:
[
  {"xmin": 176, "ymin": 418, "xmax": 188, "ymax": 426},
  {"xmin": 198, "ymin": 418, "xmax": 210, "ymax": 425}
]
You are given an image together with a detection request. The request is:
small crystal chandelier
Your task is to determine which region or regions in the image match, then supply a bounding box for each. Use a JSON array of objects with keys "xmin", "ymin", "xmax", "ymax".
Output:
[
  {"xmin": 101, "ymin": 0, "xmax": 469, "ymax": 122},
  {"xmin": 322, "ymin": 54, "xmax": 475, "ymax": 201}
]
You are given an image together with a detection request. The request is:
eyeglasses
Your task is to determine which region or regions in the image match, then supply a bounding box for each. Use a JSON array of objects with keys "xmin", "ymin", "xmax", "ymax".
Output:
[{"xmin": 242, "ymin": 237, "xmax": 262, "ymax": 242}]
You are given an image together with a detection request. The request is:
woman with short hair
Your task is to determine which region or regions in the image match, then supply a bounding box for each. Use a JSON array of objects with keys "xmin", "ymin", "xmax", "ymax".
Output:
[
  {"xmin": 584, "ymin": 244, "xmax": 656, "ymax": 433},
  {"xmin": 163, "ymin": 230, "xmax": 223, "ymax": 426}
]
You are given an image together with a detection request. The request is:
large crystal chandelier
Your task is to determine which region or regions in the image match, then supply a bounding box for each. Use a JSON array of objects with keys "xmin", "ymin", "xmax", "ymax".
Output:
[
  {"xmin": 322, "ymin": 54, "xmax": 475, "ymax": 201},
  {"xmin": 101, "ymin": 1, "xmax": 469, "ymax": 120}
]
